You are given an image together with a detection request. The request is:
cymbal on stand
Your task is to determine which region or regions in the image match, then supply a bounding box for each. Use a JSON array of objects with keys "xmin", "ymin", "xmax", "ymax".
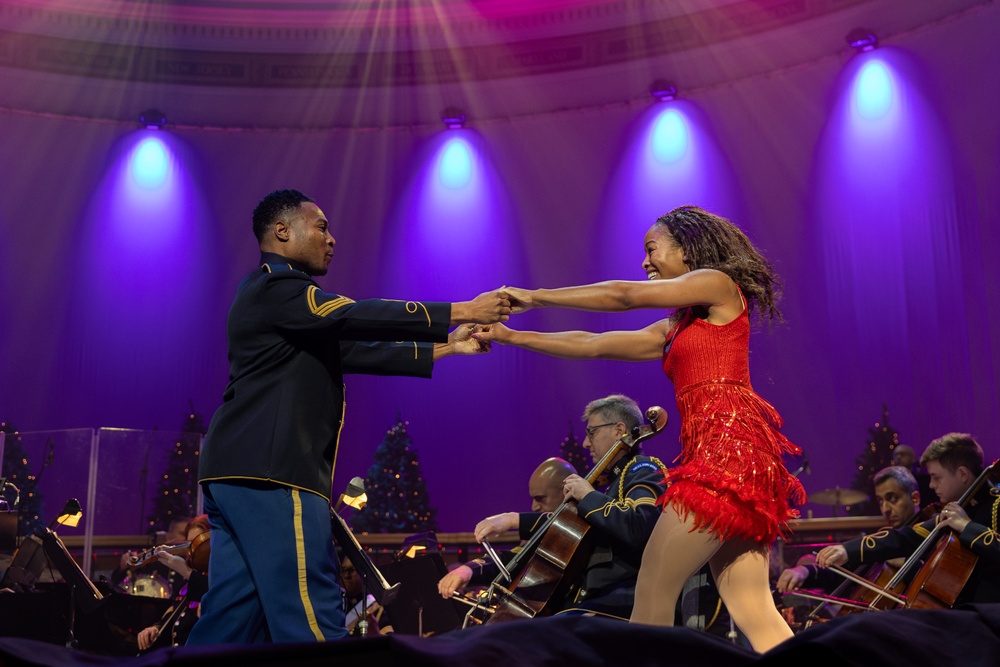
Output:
[{"xmin": 807, "ymin": 487, "xmax": 868, "ymax": 505}]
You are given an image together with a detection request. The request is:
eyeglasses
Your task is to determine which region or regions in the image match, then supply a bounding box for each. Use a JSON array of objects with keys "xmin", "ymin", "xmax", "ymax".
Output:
[{"xmin": 585, "ymin": 423, "xmax": 616, "ymax": 440}]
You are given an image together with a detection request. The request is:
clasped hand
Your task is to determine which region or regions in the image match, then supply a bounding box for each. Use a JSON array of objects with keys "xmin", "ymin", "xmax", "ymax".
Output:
[{"xmin": 455, "ymin": 290, "xmax": 512, "ymax": 325}]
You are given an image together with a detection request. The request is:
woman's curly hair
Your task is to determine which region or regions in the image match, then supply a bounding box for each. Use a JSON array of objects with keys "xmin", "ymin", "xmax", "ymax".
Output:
[{"xmin": 654, "ymin": 205, "xmax": 782, "ymax": 323}]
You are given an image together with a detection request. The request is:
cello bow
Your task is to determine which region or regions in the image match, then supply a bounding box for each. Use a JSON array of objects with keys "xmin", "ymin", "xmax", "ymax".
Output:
[{"xmin": 829, "ymin": 460, "xmax": 1000, "ymax": 610}]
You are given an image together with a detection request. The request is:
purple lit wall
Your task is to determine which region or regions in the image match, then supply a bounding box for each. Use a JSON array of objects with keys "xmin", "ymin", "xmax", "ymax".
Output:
[{"xmin": 2, "ymin": 8, "xmax": 999, "ymax": 532}]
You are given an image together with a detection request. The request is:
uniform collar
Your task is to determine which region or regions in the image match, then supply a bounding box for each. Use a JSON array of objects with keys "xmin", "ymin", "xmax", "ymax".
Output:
[{"xmin": 259, "ymin": 251, "xmax": 310, "ymax": 274}]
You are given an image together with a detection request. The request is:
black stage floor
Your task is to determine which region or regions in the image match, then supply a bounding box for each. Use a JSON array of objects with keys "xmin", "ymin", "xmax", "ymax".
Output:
[{"xmin": 1, "ymin": 605, "xmax": 999, "ymax": 667}]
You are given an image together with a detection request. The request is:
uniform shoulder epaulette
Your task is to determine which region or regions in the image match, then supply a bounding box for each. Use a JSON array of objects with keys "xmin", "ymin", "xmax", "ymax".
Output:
[{"xmin": 261, "ymin": 262, "xmax": 299, "ymax": 274}]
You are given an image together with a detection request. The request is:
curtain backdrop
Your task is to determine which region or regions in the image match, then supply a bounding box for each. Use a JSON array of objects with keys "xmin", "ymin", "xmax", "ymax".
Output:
[{"xmin": 1, "ymin": 7, "xmax": 998, "ymax": 531}]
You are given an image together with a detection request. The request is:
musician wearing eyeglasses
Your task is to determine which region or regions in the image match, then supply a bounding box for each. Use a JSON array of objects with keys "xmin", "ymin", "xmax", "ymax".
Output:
[
  {"xmin": 467, "ymin": 394, "xmax": 669, "ymax": 620},
  {"xmin": 339, "ymin": 555, "xmax": 391, "ymax": 636},
  {"xmin": 816, "ymin": 433, "xmax": 1000, "ymax": 605}
]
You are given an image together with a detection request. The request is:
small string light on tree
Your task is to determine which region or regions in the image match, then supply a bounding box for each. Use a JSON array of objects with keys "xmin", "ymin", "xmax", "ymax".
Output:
[
  {"xmin": 1, "ymin": 421, "xmax": 45, "ymax": 536},
  {"xmin": 146, "ymin": 403, "xmax": 206, "ymax": 535},
  {"xmin": 848, "ymin": 404, "xmax": 902, "ymax": 516},
  {"xmin": 559, "ymin": 421, "xmax": 590, "ymax": 475},
  {"xmin": 350, "ymin": 413, "xmax": 439, "ymax": 534}
]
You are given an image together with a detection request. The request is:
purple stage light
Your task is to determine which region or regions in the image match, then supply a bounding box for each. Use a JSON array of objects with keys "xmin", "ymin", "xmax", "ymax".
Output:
[
  {"xmin": 438, "ymin": 138, "xmax": 474, "ymax": 189},
  {"xmin": 649, "ymin": 79, "xmax": 677, "ymax": 102},
  {"xmin": 846, "ymin": 28, "xmax": 878, "ymax": 53},
  {"xmin": 138, "ymin": 108, "xmax": 167, "ymax": 130},
  {"xmin": 131, "ymin": 136, "xmax": 170, "ymax": 189},
  {"xmin": 650, "ymin": 108, "xmax": 688, "ymax": 164},
  {"xmin": 440, "ymin": 107, "xmax": 466, "ymax": 130},
  {"xmin": 853, "ymin": 60, "xmax": 895, "ymax": 120}
]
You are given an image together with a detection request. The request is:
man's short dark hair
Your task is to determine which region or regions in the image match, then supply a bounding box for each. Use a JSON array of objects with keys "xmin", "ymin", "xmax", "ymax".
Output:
[
  {"xmin": 873, "ymin": 466, "xmax": 918, "ymax": 494},
  {"xmin": 252, "ymin": 189, "xmax": 314, "ymax": 242},
  {"xmin": 920, "ymin": 432, "xmax": 984, "ymax": 476}
]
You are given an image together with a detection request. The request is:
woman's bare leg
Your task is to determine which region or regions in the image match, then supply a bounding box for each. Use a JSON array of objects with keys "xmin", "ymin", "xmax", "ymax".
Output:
[
  {"xmin": 709, "ymin": 539, "xmax": 793, "ymax": 653},
  {"xmin": 630, "ymin": 507, "xmax": 720, "ymax": 625}
]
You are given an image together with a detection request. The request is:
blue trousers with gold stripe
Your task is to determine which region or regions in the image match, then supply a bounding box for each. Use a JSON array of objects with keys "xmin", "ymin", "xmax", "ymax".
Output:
[{"xmin": 186, "ymin": 481, "xmax": 349, "ymax": 644}]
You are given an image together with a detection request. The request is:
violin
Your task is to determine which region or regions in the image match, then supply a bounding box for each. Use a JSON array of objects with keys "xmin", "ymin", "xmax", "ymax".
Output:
[
  {"xmin": 128, "ymin": 530, "xmax": 211, "ymax": 574},
  {"xmin": 478, "ymin": 406, "xmax": 668, "ymax": 625}
]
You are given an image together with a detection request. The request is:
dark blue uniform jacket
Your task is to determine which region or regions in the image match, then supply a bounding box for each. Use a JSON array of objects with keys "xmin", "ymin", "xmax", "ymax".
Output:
[{"xmin": 199, "ymin": 252, "xmax": 450, "ymax": 500}]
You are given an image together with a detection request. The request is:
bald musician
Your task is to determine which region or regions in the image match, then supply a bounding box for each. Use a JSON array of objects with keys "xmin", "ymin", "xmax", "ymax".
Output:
[{"xmin": 437, "ymin": 457, "xmax": 575, "ymax": 597}]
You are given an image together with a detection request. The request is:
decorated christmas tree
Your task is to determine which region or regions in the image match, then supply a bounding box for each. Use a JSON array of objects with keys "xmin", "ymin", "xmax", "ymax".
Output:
[
  {"xmin": 559, "ymin": 422, "xmax": 590, "ymax": 475},
  {"xmin": 350, "ymin": 415, "xmax": 438, "ymax": 534},
  {"xmin": 848, "ymin": 405, "xmax": 903, "ymax": 516},
  {"xmin": 0, "ymin": 421, "xmax": 45, "ymax": 537},
  {"xmin": 145, "ymin": 404, "xmax": 205, "ymax": 535}
]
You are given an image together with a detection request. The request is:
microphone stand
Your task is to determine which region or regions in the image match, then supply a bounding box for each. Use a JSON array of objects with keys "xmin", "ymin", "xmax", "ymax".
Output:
[{"xmin": 356, "ymin": 569, "xmax": 370, "ymax": 637}]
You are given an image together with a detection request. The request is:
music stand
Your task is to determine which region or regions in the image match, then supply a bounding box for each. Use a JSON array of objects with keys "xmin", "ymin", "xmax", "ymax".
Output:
[
  {"xmin": 41, "ymin": 529, "xmax": 104, "ymax": 614},
  {"xmin": 0, "ymin": 511, "xmax": 18, "ymax": 552},
  {"xmin": 0, "ymin": 533, "xmax": 47, "ymax": 591},
  {"xmin": 380, "ymin": 553, "xmax": 462, "ymax": 636},
  {"xmin": 329, "ymin": 508, "xmax": 399, "ymax": 635}
]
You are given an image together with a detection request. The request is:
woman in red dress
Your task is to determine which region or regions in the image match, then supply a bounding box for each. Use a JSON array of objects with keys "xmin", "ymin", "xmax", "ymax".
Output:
[{"xmin": 475, "ymin": 206, "xmax": 804, "ymax": 652}]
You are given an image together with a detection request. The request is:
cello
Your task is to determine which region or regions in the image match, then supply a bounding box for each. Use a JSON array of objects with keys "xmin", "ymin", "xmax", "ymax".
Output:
[
  {"xmin": 476, "ymin": 406, "xmax": 668, "ymax": 625},
  {"xmin": 823, "ymin": 460, "xmax": 999, "ymax": 611},
  {"xmin": 796, "ymin": 502, "xmax": 940, "ymax": 624},
  {"xmin": 893, "ymin": 460, "xmax": 1000, "ymax": 609}
]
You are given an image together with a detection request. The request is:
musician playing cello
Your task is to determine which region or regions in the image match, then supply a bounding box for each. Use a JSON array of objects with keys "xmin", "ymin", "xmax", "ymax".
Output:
[
  {"xmin": 777, "ymin": 465, "xmax": 923, "ymax": 593},
  {"xmin": 816, "ymin": 433, "xmax": 1000, "ymax": 604},
  {"xmin": 437, "ymin": 457, "xmax": 576, "ymax": 598},
  {"xmin": 471, "ymin": 394, "xmax": 669, "ymax": 619}
]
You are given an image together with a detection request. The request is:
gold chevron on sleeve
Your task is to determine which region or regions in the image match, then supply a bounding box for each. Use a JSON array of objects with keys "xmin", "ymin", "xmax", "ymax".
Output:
[
  {"xmin": 307, "ymin": 285, "xmax": 355, "ymax": 317},
  {"xmin": 582, "ymin": 496, "xmax": 656, "ymax": 520}
]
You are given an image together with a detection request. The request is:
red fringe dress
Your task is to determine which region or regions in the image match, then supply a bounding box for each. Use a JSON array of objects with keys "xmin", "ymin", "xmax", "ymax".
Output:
[{"xmin": 658, "ymin": 303, "xmax": 806, "ymax": 544}]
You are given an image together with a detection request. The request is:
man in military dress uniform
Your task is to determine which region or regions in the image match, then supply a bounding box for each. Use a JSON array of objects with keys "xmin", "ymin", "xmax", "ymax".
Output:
[
  {"xmin": 817, "ymin": 432, "xmax": 1000, "ymax": 605},
  {"xmin": 187, "ymin": 189, "xmax": 511, "ymax": 644}
]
